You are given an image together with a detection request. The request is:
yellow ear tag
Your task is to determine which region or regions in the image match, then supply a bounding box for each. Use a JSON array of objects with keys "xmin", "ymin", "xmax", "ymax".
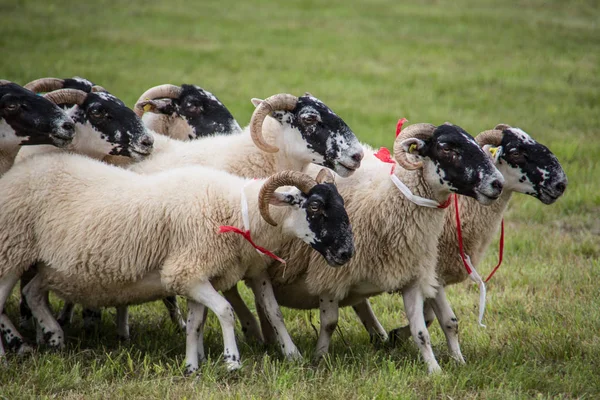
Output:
[
  {"xmin": 143, "ymin": 103, "xmax": 153, "ymax": 112},
  {"xmin": 489, "ymin": 146, "xmax": 498, "ymax": 158},
  {"xmin": 409, "ymin": 143, "xmax": 417, "ymax": 153}
]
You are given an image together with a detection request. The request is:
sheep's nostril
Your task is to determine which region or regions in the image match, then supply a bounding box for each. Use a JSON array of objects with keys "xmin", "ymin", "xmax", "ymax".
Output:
[
  {"xmin": 491, "ymin": 179, "xmax": 503, "ymax": 192},
  {"xmin": 62, "ymin": 121, "xmax": 75, "ymax": 133},
  {"xmin": 140, "ymin": 136, "xmax": 154, "ymax": 148},
  {"xmin": 555, "ymin": 181, "xmax": 566, "ymax": 194},
  {"xmin": 351, "ymin": 151, "xmax": 363, "ymax": 163}
]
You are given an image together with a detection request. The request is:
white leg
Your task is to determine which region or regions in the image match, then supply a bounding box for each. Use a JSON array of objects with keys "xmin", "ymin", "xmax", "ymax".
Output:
[
  {"xmin": 57, "ymin": 302, "xmax": 75, "ymax": 326},
  {"xmin": 162, "ymin": 296, "xmax": 186, "ymax": 331},
  {"xmin": 1, "ymin": 313, "xmax": 32, "ymax": 355},
  {"xmin": 402, "ymin": 284, "xmax": 441, "ymax": 374},
  {"xmin": 248, "ymin": 271, "xmax": 301, "ymax": 360},
  {"xmin": 0, "ymin": 272, "xmax": 23, "ymax": 360},
  {"xmin": 184, "ymin": 300, "xmax": 204, "ymax": 374},
  {"xmin": 187, "ymin": 280, "xmax": 240, "ymax": 371},
  {"xmin": 429, "ymin": 286, "xmax": 465, "ymax": 364},
  {"xmin": 389, "ymin": 300, "xmax": 436, "ymax": 344},
  {"xmin": 196, "ymin": 303, "xmax": 208, "ymax": 363},
  {"xmin": 352, "ymin": 299, "xmax": 388, "ymax": 343},
  {"xmin": 22, "ymin": 274, "xmax": 65, "ymax": 349},
  {"xmin": 223, "ymin": 284, "xmax": 264, "ymax": 343},
  {"xmin": 116, "ymin": 306, "xmax": 130, "ymax": 340},
  {"xmin": 314, "ymin": 295, "xmax": 339, "ymax": 361}
]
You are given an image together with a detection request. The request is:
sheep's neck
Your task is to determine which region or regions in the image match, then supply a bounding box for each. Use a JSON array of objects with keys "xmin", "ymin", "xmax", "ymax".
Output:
[
  {"xmin": 236, "ymin": 182, "xmax": 294, "ymax": 263},
  {"xmin": 453, "ymin": 189, "xmax": 513, "ymax": 267},
  {"xmin": 0, "ymin": 145, "xmax": 20, "ymax": 176}
]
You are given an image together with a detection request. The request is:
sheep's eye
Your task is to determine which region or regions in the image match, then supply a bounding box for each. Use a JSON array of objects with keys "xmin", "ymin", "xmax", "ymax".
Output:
[
  {"xmin": 508, "ymin": 148, "xmax": 521, "ymax": 156},
  {"xmin": 89, "ymin": 108, "xmax": 104, "ymax": 119},
  {"xmin": 301, "ymin": 113, "xmax": 319, "ymax": 125},
  {"xmin": 439, "ymin": 143, "xmax": 454, "ymax": 154},
  {"xmin": 5, "ymin": 103, "xmax": 19, "ymax": 111},
  {"xmin": 186, "ymin": 101, "xmax": 203, "ymax": 112}
]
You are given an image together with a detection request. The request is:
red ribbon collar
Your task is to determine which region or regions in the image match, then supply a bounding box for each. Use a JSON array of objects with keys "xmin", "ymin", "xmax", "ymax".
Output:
[
  {"xmin": 218, "ymin": 226, "xmax": 286, "ymax": 264},
  {"xmin": 453, "ymin": 194, "xmax": 504, "ymax": 281}
]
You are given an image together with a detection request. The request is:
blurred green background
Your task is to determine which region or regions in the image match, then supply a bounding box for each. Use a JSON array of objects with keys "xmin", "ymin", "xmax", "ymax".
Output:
[{"xmin": 1, "ymin": 0, "xmax": 599, "ymax": 398}]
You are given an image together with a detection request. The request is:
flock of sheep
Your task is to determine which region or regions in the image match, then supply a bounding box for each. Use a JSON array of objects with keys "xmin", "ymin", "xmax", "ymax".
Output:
[{"xmin": 0, "ymin": 77, "xmax": 567, "ymax": 374}]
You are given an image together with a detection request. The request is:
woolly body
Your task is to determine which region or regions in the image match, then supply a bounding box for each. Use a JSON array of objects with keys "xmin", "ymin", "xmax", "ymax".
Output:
[{"xmin": 0, "ymin": 152, "xmax": 316, "ymax": 308}]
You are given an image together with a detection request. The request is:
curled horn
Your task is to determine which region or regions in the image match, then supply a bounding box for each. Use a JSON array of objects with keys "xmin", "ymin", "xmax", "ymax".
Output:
[
  {"xmin": 249, "ymin": 93, "xmax": 298, "ymax": 153},
  {"xmin": 258, "ymin": 170, "xmax": 317, "ymax": 226},
  {"xmin": 91, "ymin": 85, "xmax": 108, "ymax": 93},
  {"xmin": 134, "ymin": 84, "xmax": 183, "ymax": 117},
  {"xmin": 43, "ymin": 89, "xmax": 87, "ymax": 106},
  {"xmin": 393, "ymin": 123, "xmax": 436, "ymax": 170},
  {"xmin": 0, "ymin": 80, "xmax": 12, "ymax": 86},
  {"xmin": 24, "ymin": 77, "xmax": 65, "ymax": 93},
  {"xmin": 475, "ymin": 128, "xmax": 504, "ymax": 147},
  {"xmin": 494, "ymin": 123, "xmax": 511, "ymax": 132},
  {"xmin": 304, "ymin": 91, "xmax": 314, "ymax": 97}
]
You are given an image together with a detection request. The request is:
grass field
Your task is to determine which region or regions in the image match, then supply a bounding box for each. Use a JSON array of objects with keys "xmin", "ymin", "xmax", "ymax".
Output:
[{"xmin": 1, "ymin": 0, "xmax": 599, "ymax": 398}]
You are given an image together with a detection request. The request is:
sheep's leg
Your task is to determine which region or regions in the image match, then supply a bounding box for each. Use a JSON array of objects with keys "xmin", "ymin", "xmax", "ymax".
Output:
[
  {"xmin": 116, "ymin": 306, "xmax": 130, "ymax": 341},
  {"xmin": 248, "ymin": 271, "xmax": 301, "ymax": 360},
  {"xmin": 389, "ymin": 301, "xmax": 436, "ymax": 344},
  {"xmin": 22, "ymin": 274, "xmax": 64, "ymax": 349},
  {"xmin": 1, "ymin": 313, "xmax": 32, "ymax": 355},
  {"xmin": 223, "ymin": 285, "xmax": 264, "ymax": 343},
  {"xmin": 314, "ymin": 295, "xmax": 339, "ymax": 361},
  {"xmin": 256, "ymin": 301, "xmax": 278, "ymax": 345},
  {"xmin": 351, "ymin": 299, "xmax": 388, "ymax": 343},
  {"xmin": 1, "ymin": 272, "xmax": 30, "ymax": 360},
  {"xmin": 57, "ymin": 302, "xmax": 75, "ymax": 326},
  {"xmin": 429, "ymin": 286, "xmax": 464, "ymax": 364},
  {"xmin": 18, "ymin": 268, "xmax": 37, "ymax": 331},
  {"xmin": 402, "ymin": 284, "xmax": 441, "ymax": 374},
  {"xmin": 162, "ymin": 296, "xmax": 186, "ymax": 331},
  {"xmin": 82, "ymin": 308, "xmax": 102, "ymax": 332},
  {"xmin": 184, "ymin": 300, "xmax": 205, "ymax": 374},
  {"xmin": 188, "ymin": 280, "xmax": 240, "ymax": 371},
  {"xmin": 195, "ymin": 303, "xmax": 209, "ymax": 363}
]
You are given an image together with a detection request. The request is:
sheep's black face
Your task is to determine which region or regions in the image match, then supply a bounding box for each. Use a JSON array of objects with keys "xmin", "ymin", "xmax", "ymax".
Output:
[
  {"xmin": 497, "ymin": 128, "xmax": 567, "ymax": 204},
  {"xmin": 418, "ymin": 124, "xmax": 504, "ymax": 205},
  {"xmin": 177, "ymin": 85, "xmax": 241, "ymax": 138},
  {"xmin": 300, "ymin": 183, "xmax": 354, "ymax": 267},
  {"xmin": 143, "ymin": 84, "xmax": 241, "ymax": 138},
  {"xmin": 0, "ymin": 83, "xmax": 75, "ymax": 148},
  {"xmin": 272, "ymin": 95, "xmax": 364, "ymax": 178},
  {"xmin": 70, "ymin": 92, "xmax": 154, "ymax": 160}
]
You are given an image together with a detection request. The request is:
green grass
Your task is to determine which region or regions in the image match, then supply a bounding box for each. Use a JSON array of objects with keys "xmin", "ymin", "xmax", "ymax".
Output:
[{"xmin": 1, "ymin": 0, "xmax": 599, "ymax": 398}]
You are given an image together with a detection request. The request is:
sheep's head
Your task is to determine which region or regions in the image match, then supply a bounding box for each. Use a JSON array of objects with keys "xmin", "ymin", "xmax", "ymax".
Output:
[
  {"xmin": 476, "ymin": 124, "xmax": 567, "ymax": 204},
  {"xmin": 134, "ymin": 84, "xmax": 241, "ymax": 139},
  {"xmin": 394, "ymin": 123, "xmax": 504, "ymax": 205},
  {"xmin": 0, "ymin": 81, "xmax": 75, "ymax": 148},
  {"xmin": 44, "ymin": 89, "xmax": 154, "ymax": 160},
  {"xmin": 250, "ymin": 93, "xmax": 364, "ymax": 178},
  {"xmin": 259, "ymin": 169, "xmax": 354, "ymax": 267}
]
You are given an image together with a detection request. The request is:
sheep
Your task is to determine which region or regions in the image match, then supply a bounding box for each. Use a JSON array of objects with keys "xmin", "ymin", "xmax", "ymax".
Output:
[
  {"xmin": 236, "ymin": 122, "xmax": 505, "ymax": 373},
  {"xmin": 23, "ymin": 79, "xmax": 242, "ymax": 331},
  {"xmin": 0, "ymin": 80, "xmax": 75, "ymax": 175},
  {"xmin": 98, "ymin": 92, "xmax": 364, "ymax": 357},
  {"xmin": 134, "ymin": 84, "xmax": 242, "ymax": 140},
  {"xmin": 383, "ymin": 124, "xmax": 568, "ymax": 344},
  {"xmin": 0, "ymin": 152, "xmax": 354, "ymax": 373},
  {"xmin": 13, "ymin": 86, "xmax": 155, "ymax": 335},
  {"xmin": 0, "ymin": 80, "xmax": 75, "ymax": 354}
]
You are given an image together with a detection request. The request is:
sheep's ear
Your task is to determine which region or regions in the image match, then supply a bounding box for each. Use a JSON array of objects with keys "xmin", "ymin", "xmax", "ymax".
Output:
[
  {"xmin": 251, "ymin": 98, "xmax": 263, "ymax": 108},
  {"xmin": 138, "ymin": 99, "xmax": 177, "ymax": 115},
  {"xmin": 400, "ymin": 138, "xmax": 426, "ymax": 156},
  {"xmin": 483, "ymin": 144, "xmax": 503, "ymax": 163},
  {"xmin": 269, "ymin": 191, "xmax": 305, "ymax": 207}
]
